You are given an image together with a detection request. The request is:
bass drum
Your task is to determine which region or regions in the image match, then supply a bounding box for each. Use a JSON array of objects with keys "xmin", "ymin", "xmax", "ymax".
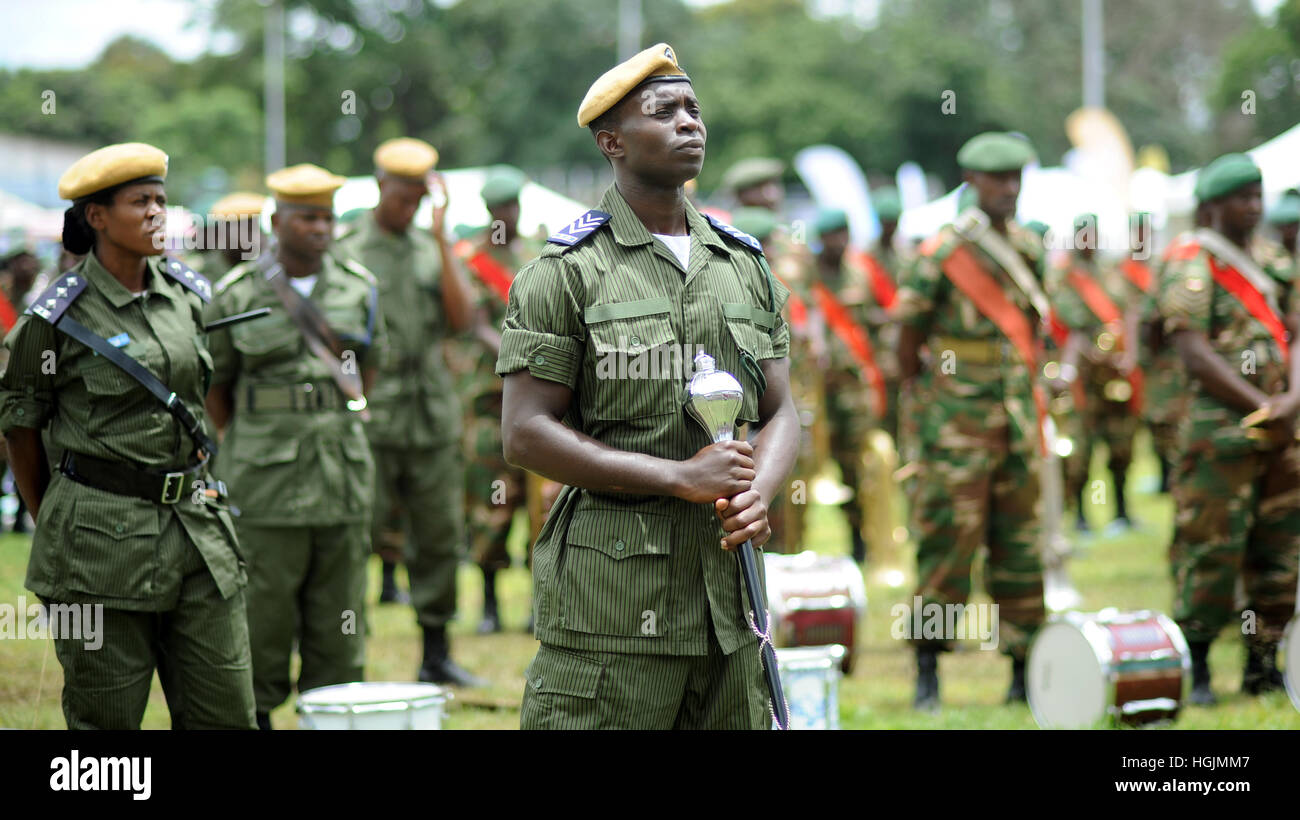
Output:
[
  {"xmin": 1027, "ymin": 609, "xmax": 1188, "ymax": 729},
  {"xmin": 1284, "ymin": 614, "xmax": 1300, "ymax": 713},
  {"xmin": 298, "ymin": 682, "xmax": 451, "ymax": 730}
]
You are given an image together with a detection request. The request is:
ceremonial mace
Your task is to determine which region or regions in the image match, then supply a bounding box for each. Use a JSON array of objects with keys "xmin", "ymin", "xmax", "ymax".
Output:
[{"xmin": 686, "ymin": 349, "xmax": 791, "ymax": 730}]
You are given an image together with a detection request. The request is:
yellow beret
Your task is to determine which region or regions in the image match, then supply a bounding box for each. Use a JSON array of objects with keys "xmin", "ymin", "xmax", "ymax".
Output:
[
  {"xmin": 58, "ymin": 142, "xmax": 168, "ymax": 201},
  {"xmin": 577, "ymin": 42, "xmax": 689, "ymax": 128},
  {"xmin": 266, "ymin": 163, "xmax": 347, "ymax": 208},
  {"xmin": 373, "ymin": 137, "xmax": 438, "ymax": 179},
  {"xmin": 210, "ymin": 192, "xmax": 267, "ymax": 219}
]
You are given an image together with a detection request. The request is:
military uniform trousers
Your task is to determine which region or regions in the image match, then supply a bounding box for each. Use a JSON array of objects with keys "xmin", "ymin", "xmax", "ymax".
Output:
[
  {"xmin": 1170, "ymin": 438, "xmax": 1300, "ymax": 646},
  {"xmin": 463, "ymin": 395, "xmax": 527, "ymax": 571},
  {"xmin": 371, "ymin": 441, "xmax": 464, "ymax": 630},
  {"xmin": 909, "ymin": 406, "xmax": 1045, "ymax": 659},
  {"xmin": 1064, "ymin": 382, "xmax": 1137, "ymax": 506},
  {"xmin": 520, "ymin": 632, "xmax": 769, "ymax": 730},
  {"xmin": 48, "ymin": 504, "xmax": 256, "ymax": 730},
  {"xmin": 239, "ymin": 522, "xmax": 368, "ymax": 714}
]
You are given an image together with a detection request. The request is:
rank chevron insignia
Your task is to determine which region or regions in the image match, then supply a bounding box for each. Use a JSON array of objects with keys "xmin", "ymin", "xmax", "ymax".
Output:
[
  {"xmin": 548, "ymin": 209, "xmax": 612, "ymax": 247},
  {"xmin": 703, "ymin": 214, "xmax": 764, "ymax": 255}
]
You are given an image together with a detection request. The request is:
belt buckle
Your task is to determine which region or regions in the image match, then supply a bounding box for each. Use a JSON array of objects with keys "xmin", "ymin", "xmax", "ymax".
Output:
[{"xmin": 161, "ymin": 471, "xmax": 186, "ymax": 504}]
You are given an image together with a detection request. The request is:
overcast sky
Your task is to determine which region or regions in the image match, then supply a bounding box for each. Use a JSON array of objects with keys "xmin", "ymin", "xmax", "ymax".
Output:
[{"xmin": 0, "ymin": 0, "xmax": 1286, "ymax": 71}]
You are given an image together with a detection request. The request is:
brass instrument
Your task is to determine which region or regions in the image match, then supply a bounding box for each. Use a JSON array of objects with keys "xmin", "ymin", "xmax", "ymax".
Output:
[{"xmin": 861, "ymin": 428, "xmax": 908, "ymax": 587}]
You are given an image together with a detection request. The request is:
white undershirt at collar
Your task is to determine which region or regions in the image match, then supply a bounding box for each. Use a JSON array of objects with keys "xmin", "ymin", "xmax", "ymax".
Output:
[{"xmin": 652, "ymin": 233, "xmax": 691, "ymax": 270}]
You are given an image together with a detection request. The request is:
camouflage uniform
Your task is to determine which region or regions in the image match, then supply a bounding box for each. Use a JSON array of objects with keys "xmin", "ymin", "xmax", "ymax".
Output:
[
  {"xmin": 1046, "ymin": 254, "xmax": 1140, "ymax": 509},
  {"xmin": 893, "ymin": 218, "xmax": 1047, "ymax": 659},
  {"xmin": 1139, "ymin": 249, "xmax": 1188, "ymax": 489},
  {"xmin": 445, "ymin": 234, "xmax": 544, "ymax": 571},
  {"xmin": 1158, "ymin": 235, "xmax": 1300, "ymax": 647},
  {"xmin": 765, "ymin": 230, "xmax": 818, "ymax": 554}
]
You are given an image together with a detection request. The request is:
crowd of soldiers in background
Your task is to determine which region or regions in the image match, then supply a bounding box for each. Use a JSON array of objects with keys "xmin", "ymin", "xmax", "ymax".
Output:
[{"xmin": 2, "ymin": 142, "xmax": 1298, "ymax": 718}]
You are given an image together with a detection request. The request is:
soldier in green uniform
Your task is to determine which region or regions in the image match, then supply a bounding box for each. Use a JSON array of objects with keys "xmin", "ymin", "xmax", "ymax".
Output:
[
  {"xmin": 811, "ymin": 207, "xmax": 885, "ymax": 564},
  {"xmin": 335, "ymin": 138, "xmax": 483, "ymax": 686},
  {"xmin": 497, "ymin": 43, "xmax": 799, "ymax": 729},
  {"xmin": 205, "ymin": 163, "xmax": 389, "ymax": 728},
  {"xmin": 445, "ymin": 167, "xmax": 543, "ymax": 633},
  {"xmin": 894, "ymin": 133, "xmax": 1048, "ymax": 711},
  {"xmin": 1048, "ymin": 213, "xmax": 1141, "ymax": 533},
  {"xmin": 1157, "ymin": 153, "xmax": 1300, "ymax": 705},
  {"xmin": 1, "ymin": 142, "xmax": 255, "ymax": 729}
]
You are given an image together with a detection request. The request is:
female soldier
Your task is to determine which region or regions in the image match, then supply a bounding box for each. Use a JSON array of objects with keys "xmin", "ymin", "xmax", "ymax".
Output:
[{"xmin": 0, "ymin": 142, "xmax": 256, "ymax": 729}]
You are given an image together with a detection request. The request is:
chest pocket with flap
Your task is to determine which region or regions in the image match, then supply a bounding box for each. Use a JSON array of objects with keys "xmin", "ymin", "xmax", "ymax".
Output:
[{"xmin": 584, "ymin": 297, "xmax": 681, "ymax": 420}]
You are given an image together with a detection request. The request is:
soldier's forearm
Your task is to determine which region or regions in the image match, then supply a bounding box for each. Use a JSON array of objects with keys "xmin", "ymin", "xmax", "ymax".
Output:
[
  {"xmin": 4, "ymin": 427, "xmax": 48, "ymax": 517},
  {"xmin": 504, "ymin": 411, "xmax": 682, "ymax": 497},
  {"xmin": 436, "ymin": 236, "xmax": 474, "ymax": 333},
  {"xmin": 1173, "ymin": 330, "xmax": 1268, "ymax": 414}
]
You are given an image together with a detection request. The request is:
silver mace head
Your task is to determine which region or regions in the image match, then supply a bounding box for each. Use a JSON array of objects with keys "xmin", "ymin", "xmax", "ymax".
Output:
[{"xmin": 685, "ymin": 349, "xmax": 744, "ymax": 444}]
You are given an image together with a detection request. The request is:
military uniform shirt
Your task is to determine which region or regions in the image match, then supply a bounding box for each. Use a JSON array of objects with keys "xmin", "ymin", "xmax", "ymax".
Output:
[
  {"xmin": 495, "ymin": 184, "xmax": 790, "ymax": 656},
  {"xmin": 1158, "ymin": 236, "xmax": 1293, "ymax": 453},
  {"xmin": 0, "ymin": 252, "xmax": 244, "ymax": 607},
  {"xmin": 336, "ymin": 211, "xmax": 459, "ymax": 448},
  {"xmin": 206, "ymin": 253, "xmax": 387, "ymax": 526}
]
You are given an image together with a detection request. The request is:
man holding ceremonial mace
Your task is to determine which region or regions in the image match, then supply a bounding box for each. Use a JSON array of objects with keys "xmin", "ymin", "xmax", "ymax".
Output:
[{"xmin": 496, "ymin": 43, "xmax": 799, "ymax": 729}]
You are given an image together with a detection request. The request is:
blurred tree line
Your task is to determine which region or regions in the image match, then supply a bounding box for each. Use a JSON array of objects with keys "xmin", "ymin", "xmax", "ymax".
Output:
[{"xmin": 0, "ymin": 0, "xmax": 1293, "ymax": 207}]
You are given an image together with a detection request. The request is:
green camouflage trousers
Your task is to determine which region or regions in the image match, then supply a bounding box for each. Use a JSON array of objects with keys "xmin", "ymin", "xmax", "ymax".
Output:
[
  {"xmin": 908, "ymin": 403, "xmax": 1045, "ymax": 659},
  {"xmin": 1170, "ymin": 439, "xmax": 1300, "ymax": 645},
  {"xmin": 1063, "ymin": 391, "xmax": 1137, "ymax": 505},
  {"xmin": 463, "ymin": 400, "xmax": 526, "ymax": 571},
  {"xmin": 519, "ymin": 638, "xmax": 768, "ymax": 729}
]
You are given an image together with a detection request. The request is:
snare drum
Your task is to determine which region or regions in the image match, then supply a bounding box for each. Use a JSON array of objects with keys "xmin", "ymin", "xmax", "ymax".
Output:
[
  {"xmin": 1284, "ymin": 614, "xmax": 1300, "ymax": 713},
  {"xmin": 764, "ymin": 550, "xmax": 866, "ymax": 672},
  {"xmin": 1027, "ymin": 609, "xmax": 1188, "ymax": 729},
  {"xmin": 298, "ymin": 682, "xmax": 451, "ymax": 730},
  {"xmin": 774, "ymin": 645, "xmax": 845, "ymax": 730}
]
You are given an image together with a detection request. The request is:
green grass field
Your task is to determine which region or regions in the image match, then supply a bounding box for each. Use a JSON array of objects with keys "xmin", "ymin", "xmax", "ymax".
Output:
[{"xmin": 2, "ymin": 430, "xmax": 1297, "ymax": 730}]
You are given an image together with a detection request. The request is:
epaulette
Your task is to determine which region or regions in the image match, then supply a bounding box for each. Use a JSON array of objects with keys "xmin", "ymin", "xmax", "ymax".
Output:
[
  {"xmin": 547, "ymin": 209, "xmax": 612, "ymax": 250},
  {"xmin": 336, "ymin": 256, "xmax": 379, "ymax": 287},
  {"xmin": 703, "ymin": 214, "xmax": 764, "ymax": 255},
  {"xmin": 159, "ymin": 255, "xmax": 213, "ymax": 303},
  {"xmin": 26, "ymin": 270, "xmax": 89, "ymax": 324},
  {"xmin": 214, "ymin": 262, "xmax": 254, "ymax": 295}
]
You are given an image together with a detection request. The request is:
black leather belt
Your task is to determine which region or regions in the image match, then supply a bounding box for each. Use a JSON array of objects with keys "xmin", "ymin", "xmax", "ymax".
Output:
[{"xmin": 59, "ymin": 451, "xmax": 224, "ymax": 505}]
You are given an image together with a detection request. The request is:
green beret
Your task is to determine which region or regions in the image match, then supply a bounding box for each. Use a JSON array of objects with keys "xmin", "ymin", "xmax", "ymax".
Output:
[
  {"xmin": 480, "ymin": 166, "xmax": 526, "ymax": 208},
  {"xmin": 1073, "ymin": 212, "xmax": 1098, "ymax": 233},
  {"xmin": 873, "ymin": 187, "xmax": 902, "ymax": 221},
  {"xmin": 721, "ymin": 157, "xmax": 784, "ymax": 193},
  {"xmin": 1196, "ymin": 153, "xmax": 1261, "ymax": 203},
  {"xmin": 1267, "ymin": 194, "xmax": 1300, "ymax": 226},
  {"xmin": 1024, "ymin": 220, "xmax": 1051, "ymax": 239},
  {"xmin": 814, "ymin": 208, "xmax": 849, "ymax": 237},
  {"xmin": 957, "ymin": 132, "xmax": 1037, "ymax": 172},
  {"xmin": 730, "ymin": 207, "xmax": 777, "ymax": 241}
]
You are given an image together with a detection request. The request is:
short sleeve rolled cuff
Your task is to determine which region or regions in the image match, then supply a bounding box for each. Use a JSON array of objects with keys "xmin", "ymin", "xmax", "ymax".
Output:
[
  {"xmin": 0, "ymin": 317, "xmax": 56, "ymax": 433},
  {"xmin": 496, "ymin": 328, "xmax": 583, "ymax": 388}
]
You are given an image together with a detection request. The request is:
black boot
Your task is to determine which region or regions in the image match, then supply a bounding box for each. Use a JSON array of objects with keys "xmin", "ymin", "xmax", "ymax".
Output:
[
  {"xmin": 1188, "ymin": 640, "xmax": 1217, "ymax": 706},
  {"xmin": 379, "ymin": 559, "xmax": 409, "ymax": 605},
  {"xmin": 850, "ymin": 530, "xmax": 867, "ymax": 565},
  {"xmin": 1158, "ymin": 455, "xmax": 1171, "ymax": 494},
  {"xmin": 1005, "ymin": 657, "xmax": 1027, "ymax": 704},
  {"xmin": 255, "ymin": 712, "xmax": 272, "ymax": 731},
  {"xmin": 1110, "ymin": 462, "xmax": 1132, "ymax": 529},
  {"xmin": 477, "ymin": 568, "xmax": 502, "ymax": 634},
  {"xmin": 418, "ymin": 626, "xmax": 488, "ymax": 688},
  {"xmin": 913, "ymin": 647, "xmax": 940, "ymax": 712},
  {"xmin": 1242, "ymin": 641, "xmax": 1285, "ymax": 695}
]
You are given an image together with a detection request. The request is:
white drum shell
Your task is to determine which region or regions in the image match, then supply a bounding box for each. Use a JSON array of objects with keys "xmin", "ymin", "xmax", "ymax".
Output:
[
  {"xmin": 298, "ymin": 682, "xmax": 451, "ymax": 730},
  {"xmin": 1284, "ymin": 614, "xmax": 1300, "ymax": 713}
]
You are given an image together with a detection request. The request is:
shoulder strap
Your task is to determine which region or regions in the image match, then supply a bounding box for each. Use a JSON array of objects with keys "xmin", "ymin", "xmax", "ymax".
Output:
[
  {"xmin": 27, "ymin": 270, "xmax": 90, "ymax": 324},
  {"xmin": 547, "ymin": 209, "xmax": 612, "ymax": 249},
  {"xmin": 1204, "ymin": 255, "xmax": 1291, "ymax": 364},
  {"xmin": 1067, "ymin": 267, "xmax": 1123, "ymax": 325},
  {"xmin": 1194, "ymin": 228, "xmax": 1281, "ymax": 315},
  {"xmin": 1120, "ymin": 258, "xmax": 1153, "ymax": 292},
  {"xmin": 954, "ymin": 207, "xmax": 1052, "ymax": 323},
  {"xmin": 811, "ymin": 280, "xmax": 887, "ymax": 417},
  {"xmin": 939, "ymin": 244, "xmax": 1048, "ymax": 453},
  {"xmin": 159, "ymin": 256, "xmax": 213, "ymax": 303},
  {"xmin": 464, "ymin": 248, "xmax": 515, "ymax": 303}
]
